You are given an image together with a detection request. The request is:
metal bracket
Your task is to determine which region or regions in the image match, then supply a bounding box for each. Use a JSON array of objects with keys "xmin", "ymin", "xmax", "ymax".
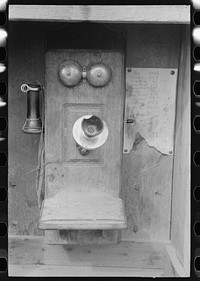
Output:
[
  {"xmin": 123, "ymin": 119, "xmax": 135, "ymax": 124},
  {"xmin": 21, "ymin": 83, "xmax": 41, "ymax": 93},
  {"xmin": 76, "ymin": 143, "xmax": 89, "ymax": 156}
]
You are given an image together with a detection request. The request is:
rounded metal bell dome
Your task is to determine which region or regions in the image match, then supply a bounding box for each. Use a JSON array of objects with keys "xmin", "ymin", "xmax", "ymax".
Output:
[
  {"xmin": 58, "ymin": 61, "xmax": 82, "ymax": 87},
  {"xmin": 87, "ymin": 63, "xmax": 112, "ymax": 87}
]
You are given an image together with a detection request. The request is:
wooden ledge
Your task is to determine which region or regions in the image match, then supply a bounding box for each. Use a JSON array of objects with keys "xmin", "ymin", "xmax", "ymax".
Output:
[
  {"xmin": 8, "ymin": 235, "xmax": 166, "ymax": 277},
  {"xmin": 39, "ymin": 191, "xmax": 127, "ymax": 230}
]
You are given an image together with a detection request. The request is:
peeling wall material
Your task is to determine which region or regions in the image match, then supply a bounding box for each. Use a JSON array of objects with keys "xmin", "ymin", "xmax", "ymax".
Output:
[
  {"xmin": 124, "ymin": 68, "xmax": 178, "ymax": 155},
  {"xmin": 122, "ymin": 140, "xmax": 173, "ymax": 242}
]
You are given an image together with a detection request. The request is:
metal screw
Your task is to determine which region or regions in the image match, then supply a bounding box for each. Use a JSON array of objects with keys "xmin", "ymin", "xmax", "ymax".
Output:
[
  {"xmin": 170, "ymin": 71, "xmax": 175, "ymax": 75},
  {"xmin": 127, "ymin": 68, "xmax": 132, "ymax": 73},
  {"xmin": 133, "ymin": 224, "xmax": 138, "ymax": 233}
]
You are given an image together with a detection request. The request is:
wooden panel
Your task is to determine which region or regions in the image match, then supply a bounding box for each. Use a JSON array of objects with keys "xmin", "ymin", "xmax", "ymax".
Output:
[
  {"xmin": 122, "ymin": 24, "xmax": 181, "ymax": 242},
  {"xmin": 45, "ymin": 51, "xmax": 124, "ymax": 197},
  {"xmin": 126, "ymin": 24, "xmax": 181, "ymax": 68},
  {"xmin": 46, "ymin": 22, "xmax": 125, "ymax": 51},
  {"xmin": 171, "ymin": 25, "xmax": 190, "ymax": 275},
  {"xmin": 9, "ymin": 5, "xmax": 190, "ymax": 24},
  {"xmin": 8, "ymin": 22, "xmax": 45, "ymax": 236},
  {"xmin": 43, "ymin": 50, "xmax": 125, "ymax": 242},
  {"xmin": 8, "ymin": 235, "xmax": 165, "ymax": 277},
  {"xmin": 62, "ymin": 103, "xmax": 105, "ymax": 165}
]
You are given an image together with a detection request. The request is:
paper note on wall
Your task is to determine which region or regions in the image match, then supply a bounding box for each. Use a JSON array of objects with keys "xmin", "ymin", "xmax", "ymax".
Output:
[{"xmin": 124, "ymin": 68, "xmax": 178, "ymax": 155}]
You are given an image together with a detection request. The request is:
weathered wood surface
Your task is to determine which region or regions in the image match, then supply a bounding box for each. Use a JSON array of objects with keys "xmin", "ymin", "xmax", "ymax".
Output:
[
  {"xmin": 8, "ymin": 22, "xmax": 189, "ymax": 249},
  {"xmin": 9, "ymin": 264, "xmax": 164, "ymax": 277},
  {"xmin": 8, "ymin": 22, "xmax": 45, "ymax": 236},
  {"xmin": 162, "ymin": 245, "xmax": 177, "ymax": 277},
  {"xmin": 43, "ymin": 50, "xmax": 125, "ymax": 241},
  {"xmin": 164, "ymin": 244, "xmax": 189, "ymax": 277},
  {"xmin": 126, "ymin": 24, "xmax": 181, "ymax": 69},
  {"xmin": 121, "ymin": 24, "xmax": 181, "ymax": 242},
  {"xmin": 170, "ymin": 25, "xmax": 190, "ymax": 275},
  {"xmin": 9, "ymin": 5, "xmax": 190, "ymax": 24},
  {"xmin": 45, "ymin": 51, "xmax": 124, "ymax": 197},
  {"xmin": 39, "ymin": 192, "xmax": 127, "ymax": 230},
  {"xmin": 8, "ymin": 235, "xmax": 165, "ymax": 277},
  {"xmin": 122, "ymin": 144, "xmax": 173, "ymax": 242},
  {"xmin": 124, "ymin": 68, "xmax": 178, "ymax": 155}
]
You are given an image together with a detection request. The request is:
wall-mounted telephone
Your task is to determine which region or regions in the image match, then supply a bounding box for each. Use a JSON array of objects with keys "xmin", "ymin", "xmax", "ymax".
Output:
[{"xmin": 72, "ymin": 115, "xmax": 108, "ymax": 156}]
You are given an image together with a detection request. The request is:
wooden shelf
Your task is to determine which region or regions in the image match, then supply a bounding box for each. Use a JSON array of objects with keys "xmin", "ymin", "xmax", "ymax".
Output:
[
  {"xmin": 39, "ymin": 191, "xmax": 127, "ymax": 230},
  {"xmin": 8, "ymin": 235, "xmax": 176, "ymax": 277}
]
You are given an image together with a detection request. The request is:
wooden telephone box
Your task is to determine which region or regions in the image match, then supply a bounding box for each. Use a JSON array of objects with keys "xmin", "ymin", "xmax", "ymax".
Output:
[
  {"xmin": 39, "ymin": 45, "xmax": 127, "ymax": 243},
  {"xmin": 8, "ymin": 5, "xmax": 190, "ymax": 277}
]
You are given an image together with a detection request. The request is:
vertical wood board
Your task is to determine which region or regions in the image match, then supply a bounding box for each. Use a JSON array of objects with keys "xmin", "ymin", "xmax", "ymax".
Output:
[
  {"xmin": 8, "ymin": 22, "xmax": 45, "ymax": 236},
  {"xmin": 171, "ymin": 25, "xmax": 190, "ymax": 274},
  {"xmin": 122, "ymin": 24, "xmax": 181, "ymax": 242}
]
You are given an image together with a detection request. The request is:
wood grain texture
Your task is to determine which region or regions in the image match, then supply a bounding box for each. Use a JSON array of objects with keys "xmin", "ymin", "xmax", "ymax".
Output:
[
  {"xmin": 8, "ymin": 235, "xmax": 166, "ymax": 277},
  {"xmin": 39, "ymin": 192, "xmax": 127, "ymax": 230},
  {"xmin": 162, "ymin": 246, "xmax": 177, "ymax": 277},
  {"xmin": 43, "ymin": 49, "xmax": 125, "ymax": 242},
  {"xmin": 8, "ymin": 22, "xmax": 188, "ymax": 249},
  {"xmin": 121, "ymin": 25, "xmax": 181, "ymax": 242},
  {"xmin": 126, "ymin": 24, "xmax": 181, "ymax": 68},
  {"xmin": 122, "ymin": 142, "xmax": 173, "ymax": 242},
  {"xmin": 9, "ymin": 265, "xmax": 164, "ymax": 277},
  {"xmin": 46, "ymin": 22, "xmax": 125, "ymax": 51},
  {"xmin": 170, "ymin": 25, "xmax": 190, "ymax": 275},
  {"xmin": 164, "ymin": 244, "xmax": 189, "ymax": 277},
  {"xmin": 45, "ymin": 51, "xmax": 124, "ymax": 197},
  {"xmin": 8, "ymin": 22, "xmax": 45, "ymax": 236},
  {"xmin": 9, "ymin": 5, "xmax": 190, "ymax": 24}
]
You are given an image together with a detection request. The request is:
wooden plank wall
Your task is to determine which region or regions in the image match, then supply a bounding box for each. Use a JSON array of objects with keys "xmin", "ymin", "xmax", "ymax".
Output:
[
  {"xmin": 170, "ymin": 25, "xmax": 190, "ymax": 274},
  {"xmin": 121, "ymin": 24, "xmax": 181, "ymax": 242},
  {"xmin": 8, "ymin": 22, "xmax": 45, "ymax": 235},
  {"xmin": 8, "ymin": 22, "xmax": 182, "ymax": 243}
]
